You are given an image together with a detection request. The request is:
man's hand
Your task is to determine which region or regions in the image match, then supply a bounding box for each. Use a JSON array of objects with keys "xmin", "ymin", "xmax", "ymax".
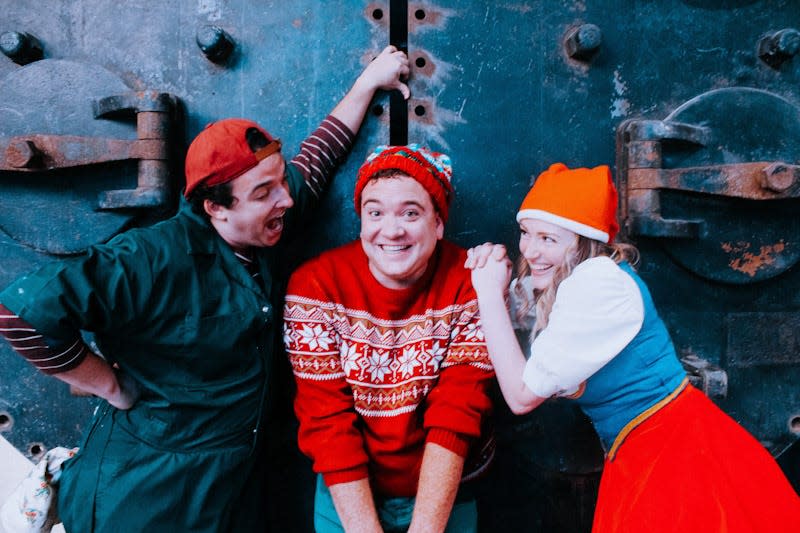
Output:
[
  {"xmin": 356, "ymin": 45, "xmax": 411, "ymax": 100},
  {"xmin": 109, "ymin": 368, "xmax": 141, "ymax": 410},
  {"xmin": 57, "ymin": 352, "xmax": 140, "ymax": 410},
  {"xmin": 330, "ymin": 45, "xmax": 410, "ymax": 136}
]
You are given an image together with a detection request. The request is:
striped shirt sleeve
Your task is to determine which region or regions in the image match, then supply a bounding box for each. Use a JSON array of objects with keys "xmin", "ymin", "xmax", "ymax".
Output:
[
  {"xmin": 0, "ymin": 303, "xmax": 89, "ymax": 375},
  {"xmin": 289, "ymin": 115, "xmax": 355, "ymax": 198}
]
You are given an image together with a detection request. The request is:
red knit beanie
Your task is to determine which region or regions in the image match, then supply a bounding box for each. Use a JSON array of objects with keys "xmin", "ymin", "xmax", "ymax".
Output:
[
  {"xmin": 517, "ymin": 162, "xmax": 619, "ymax": 243},
  {"xmin": 184, "ymin": 118, "xmax": 282, "ymax": 197},
  {"xmin": 354, "ymin": 144, "xmax": 454, "ymax": 221}
]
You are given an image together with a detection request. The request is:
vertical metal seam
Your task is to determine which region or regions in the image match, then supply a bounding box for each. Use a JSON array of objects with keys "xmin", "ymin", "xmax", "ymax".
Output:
[{"xmin": 389, "ymin": 0, "xmax": 408, "ymax": 146}]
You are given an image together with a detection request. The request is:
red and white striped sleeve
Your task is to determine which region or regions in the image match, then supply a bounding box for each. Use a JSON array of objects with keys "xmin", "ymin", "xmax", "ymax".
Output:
[
  {"xmin": 0, "ymin": 303, "xmax": 89, "ymax": 375},
  {"xmin": 289, "ymin": 115, "xmax": 355, "ymax": 198}
]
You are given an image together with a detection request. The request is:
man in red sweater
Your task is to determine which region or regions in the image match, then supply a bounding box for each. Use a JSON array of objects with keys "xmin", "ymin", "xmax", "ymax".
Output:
[{"xmin": 283, "ymin": 145, "xmax": 495, "ymax": 532}]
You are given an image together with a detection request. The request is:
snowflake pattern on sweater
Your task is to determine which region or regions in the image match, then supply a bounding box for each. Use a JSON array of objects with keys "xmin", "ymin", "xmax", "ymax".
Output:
[
  {"xmin": 284, "ymin": 297, "xmax": 489, "ymax": 417},
  {"xmin": 283, "ymin": 240, "xmax": 494, "ymax": 495}
]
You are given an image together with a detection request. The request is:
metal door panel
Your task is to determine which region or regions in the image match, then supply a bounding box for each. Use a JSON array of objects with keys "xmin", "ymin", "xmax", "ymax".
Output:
[{"xmin": 1, "ymin": 1, "xmax": 799, "ymax": 530}]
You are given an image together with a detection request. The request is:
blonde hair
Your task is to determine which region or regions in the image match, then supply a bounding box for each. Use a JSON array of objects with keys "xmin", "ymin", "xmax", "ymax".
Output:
[{"xmin": 513, "ymin": 237, "xmax": 639, "ymax": 338}]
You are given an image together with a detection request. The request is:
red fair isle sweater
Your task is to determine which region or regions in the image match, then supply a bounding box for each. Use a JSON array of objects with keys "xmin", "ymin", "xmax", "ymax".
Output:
[{"xmin": 283, "ymin": 240, "xmax": 494, "ymax": 497}]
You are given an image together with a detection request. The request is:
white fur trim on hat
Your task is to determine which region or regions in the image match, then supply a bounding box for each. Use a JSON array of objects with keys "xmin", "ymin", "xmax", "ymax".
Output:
[{"xmin": 516, "ymin": 209, "xmax": 609, "ymax": 243}]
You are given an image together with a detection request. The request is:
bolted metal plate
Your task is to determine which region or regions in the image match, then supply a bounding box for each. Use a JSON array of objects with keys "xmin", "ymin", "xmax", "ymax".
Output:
[
  {"xmin": 0, "ymin": 59, "xmax": 138, "ymax": 255},
  {"xmin": 657, "ymin": 88, "xmax": 800, "ymax": 284}
]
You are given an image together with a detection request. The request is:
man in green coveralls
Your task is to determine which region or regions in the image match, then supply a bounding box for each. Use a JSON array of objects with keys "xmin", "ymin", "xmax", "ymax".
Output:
[{"xmin": 0, "ymin": 46, "xmax": 409, "ymax": 532}]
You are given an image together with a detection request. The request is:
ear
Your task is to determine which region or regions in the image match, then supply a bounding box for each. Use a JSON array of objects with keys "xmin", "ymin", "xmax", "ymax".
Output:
[
  {"xmin": 435, "ymin": 213, "xmax": 444, "ymax": 240},
  {"xmin": 203, "ymin": 199, "xmax": 227, "ymax": 221}
]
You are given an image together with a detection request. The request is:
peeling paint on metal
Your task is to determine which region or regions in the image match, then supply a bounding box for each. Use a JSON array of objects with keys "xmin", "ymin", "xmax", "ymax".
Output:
[
  {"xmin": 610, "ymin": 69, "xmax": 630, "ymax": 118},
  {"xmin": 499, "ymin": 4, "xmax": 534, "ymax": 14},
  {"xmin": 409, "ymin": 99, "xmax": 466, "ymax": 151},
  {"xmin": 408, "ymin": 2, "xmax": 457, "ymax": 32},
  {"xmin": 722, "ymin": 240, "xmax": 786, "ymax": 277},
  {"xmin": 196, "ymin": 0, "xmax": 223, "ymax": 21}
]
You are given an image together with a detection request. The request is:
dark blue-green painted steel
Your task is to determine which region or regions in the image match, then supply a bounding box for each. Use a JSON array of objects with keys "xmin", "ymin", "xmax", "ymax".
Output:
[{"xmin": 1, "ymin": 1, "xmax": 799, "ymax": 531}]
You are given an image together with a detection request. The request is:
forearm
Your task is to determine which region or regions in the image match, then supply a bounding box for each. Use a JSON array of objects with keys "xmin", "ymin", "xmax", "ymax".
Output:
[
  {"xmin": 476, "ymin": 291, "xmax": 545, "ymax": 414},
  {"xmin": 408, "ymin": 443, "xmax": 465, "ymax": 533},
  {"xmin": 329, "ymin": 45, "xmax": 409, "ymax": 134},
  {"xmin": 291, "ymin": 115, "xmax": 355, "ymax": 198},
  {"xmin": 328, "ymin": 478, "xmax": 383, "ymax": 533},
  {"xmin": 329, "ymin": 74, "xmax": 379, "ymax": 135}
]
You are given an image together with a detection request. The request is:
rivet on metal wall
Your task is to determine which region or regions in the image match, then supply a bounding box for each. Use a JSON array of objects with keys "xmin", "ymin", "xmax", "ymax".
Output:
[
  {"xmin": 6, "ymin": 139, "xmax": 42, "ymax": 169},
  {"xmin": 564, "ymin": 24, "xmax": 602, "ymax": 61},
  {"xmin": 27, "ymin": 441, "xmax": 46, "ymax": 461},
  {"xmin": 196, "ymin": 25, "xmax": 235, "ymax": 64},
  {"xmin": 759, "ymin": 162, "xmax": 797, "ymax": 193},
  {"xmin": 0, "ymin": 31, "xmax": 44, "ymax": 65},
  {"xmin": 789, "ymin": 415, "xmax": 800, "ymax": 435},
  {"xmin": 0, "ymin": 410, "xmax": 13, "ymax": 432},
  {"xmin": 758, "ymin": 28, "xmax": 800, "ymax": 69}
]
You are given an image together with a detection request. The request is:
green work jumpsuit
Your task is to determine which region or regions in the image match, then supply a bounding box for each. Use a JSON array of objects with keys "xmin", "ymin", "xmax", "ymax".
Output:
[{"xmin": 1, "ymin": 165, "xmax": 315, "ymax": 532}]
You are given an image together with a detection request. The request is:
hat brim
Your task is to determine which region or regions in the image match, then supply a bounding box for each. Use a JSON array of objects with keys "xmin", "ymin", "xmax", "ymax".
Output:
[{"xmin": 516, "ymin": 209, "xmax": 609, "ymax": 243}]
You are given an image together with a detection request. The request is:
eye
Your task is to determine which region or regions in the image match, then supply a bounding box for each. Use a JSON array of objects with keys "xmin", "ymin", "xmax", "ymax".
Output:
[
  {"xmin": 403, "ymin": 209, "xmax": 420, "ymax": 218},
  {"xmin": 367, "ymin": 209, "xmax": 382, "ymax": 217},
  {"xmin": 519, "ymin": 227, "xmax": 529, "ymax": 236},
  {"xmin": 542, "ymin": 235, "xmax": 556, "ymax": 243}
]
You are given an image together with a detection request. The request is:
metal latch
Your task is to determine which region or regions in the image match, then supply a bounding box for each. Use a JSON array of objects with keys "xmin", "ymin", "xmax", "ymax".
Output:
[
  {"xmin": 0, "ymin": 90, "xmax": 176, "ymax": 210},
  {"xmin": 616, "ymin": 118, "xmax": 800, "ymax": 239}
]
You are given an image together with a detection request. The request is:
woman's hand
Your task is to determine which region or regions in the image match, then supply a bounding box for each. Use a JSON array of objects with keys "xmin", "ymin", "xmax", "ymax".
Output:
[{"xmin": 465, "ymin": 242, "xmax": 513, "ymax": 296}]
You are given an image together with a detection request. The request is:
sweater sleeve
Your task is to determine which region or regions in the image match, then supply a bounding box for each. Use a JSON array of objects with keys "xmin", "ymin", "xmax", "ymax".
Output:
[
  {"xmin": 0, "ymin": 303, "xmax": 89, "ymax": 374},
  {"xmin": 422, "ymin": 285, "xmax": 495, "ymax": 458},
  {"xmin": 289, "ymin": 115, "xmax": 355, "ymax": 199},
  {"xmin": 522, "ymin": 257, "xmax": 644, "ymax": 398},
  {"xmin": 283, "ymin": 269, "xmax": 369, "ymax": 487}
]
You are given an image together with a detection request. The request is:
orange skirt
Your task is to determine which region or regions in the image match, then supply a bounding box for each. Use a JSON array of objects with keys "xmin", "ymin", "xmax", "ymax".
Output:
[{"xmin": 593, "ymin": 384, "xmax": 800, "ymax": 532}]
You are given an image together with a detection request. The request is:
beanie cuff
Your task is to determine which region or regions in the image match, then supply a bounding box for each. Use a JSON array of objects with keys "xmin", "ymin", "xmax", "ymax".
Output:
[{"xmin": 517, "ymin": 209, "xmax": 610, "ymax": 243}]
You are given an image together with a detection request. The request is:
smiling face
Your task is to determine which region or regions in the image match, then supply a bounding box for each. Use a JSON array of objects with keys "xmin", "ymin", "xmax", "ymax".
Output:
[
  {"xmin": 205, "ymin": 153, "xmax": 293, "ymax": 250},
  {"xmin": 518, "ymin": 218, "xmax": 579, "ymax": 291},
  {"xmin": 359, "ymin": 175, "xmax": 444, "ymax": 290}
]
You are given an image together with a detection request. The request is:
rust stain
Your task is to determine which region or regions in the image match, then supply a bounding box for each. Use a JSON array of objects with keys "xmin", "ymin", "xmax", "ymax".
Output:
[
  {"xmin": 292, "ymin": 19, "xmax": 302, "ymax": 29},
  {"xmin": 722, "ymin": 240, "xmax": 786, "ymax": 277}
]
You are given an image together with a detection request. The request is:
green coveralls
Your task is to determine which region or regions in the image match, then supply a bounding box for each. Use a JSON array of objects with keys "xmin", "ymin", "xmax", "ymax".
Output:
[{"xmin": 1, "ymin": 165, "xmax": 314, "ymax": 532}]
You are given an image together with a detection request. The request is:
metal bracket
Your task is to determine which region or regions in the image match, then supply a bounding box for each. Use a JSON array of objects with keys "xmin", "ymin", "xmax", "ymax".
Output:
[
  {"xmin": 681, "ymin": 354, "xmax": 728, "ymax": 400},
  {"xmin": 616, "ymin": 118, "xmax": 800, "ymax": 239},
  {"xmin": 0, "ymin": 90, "xmax": 177, "ymax": 210},
  {"xmin": 93, "ymin": 91, "xmax": 177, "ymax": 210}
]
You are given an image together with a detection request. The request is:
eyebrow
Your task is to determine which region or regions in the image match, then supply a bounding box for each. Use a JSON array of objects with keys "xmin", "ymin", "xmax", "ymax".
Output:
[{"xmin": 362, "ymin": 199, "xmax": 426, "ymax": 209}]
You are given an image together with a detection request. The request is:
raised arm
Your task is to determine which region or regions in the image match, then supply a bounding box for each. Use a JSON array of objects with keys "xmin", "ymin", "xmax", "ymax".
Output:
[
  {"xmin": 330, "ymin": 45, "xmax": 409, "ymax": 133},
  {"xmin": 466, "ymin": 243, "xmax": 546, "ymax": 414}
]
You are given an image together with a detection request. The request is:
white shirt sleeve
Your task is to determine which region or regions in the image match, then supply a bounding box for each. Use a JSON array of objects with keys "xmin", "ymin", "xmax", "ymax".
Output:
[{"xmin": 521, "ymin": 256, "xmax": 645, "ymax": 398}]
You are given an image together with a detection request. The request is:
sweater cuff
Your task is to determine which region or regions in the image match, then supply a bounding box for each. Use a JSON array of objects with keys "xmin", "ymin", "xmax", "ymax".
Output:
[
  {"xmin": 426, "ymin": 428, "xmax": 470, "ymax": 458},
  {"xmin": 322, "ymin": 465, "xmax": 370, "ymax": 487}
]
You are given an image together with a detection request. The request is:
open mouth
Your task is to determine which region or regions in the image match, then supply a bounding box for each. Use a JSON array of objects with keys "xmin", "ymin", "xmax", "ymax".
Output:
[
  {"xmin": 530, "ymin": 264, "xmax": 552, "ymax": 273},
  {"xmin": 266, "ymin": 215, "xmax": 284, "ymax": 232}
]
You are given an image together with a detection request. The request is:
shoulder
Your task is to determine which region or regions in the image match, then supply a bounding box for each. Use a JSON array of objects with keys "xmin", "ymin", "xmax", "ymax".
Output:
[
  {"xmin": 103, "ymin": 216, "xmax": 188, "ymax": 265},
  {"xmin": 434, "ymin": 241, "xmax": 469, "ymax": 275},
  {"xmin": 557, "ymin": 256, "xmax": 643, "ymax": 313},
  {"xmin": 289, "ymin": 241, "xmax": 362, "ymax": 286}
]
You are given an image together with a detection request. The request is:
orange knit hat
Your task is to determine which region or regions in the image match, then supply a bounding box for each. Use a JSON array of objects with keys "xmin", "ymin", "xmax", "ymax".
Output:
[
  {"xmin": 517, "ymin": 163, "xmax": 619, "ymax": 243},
  {"xmin": 184, "ymin": 118, "xmax": 281, "ymax": 198}
]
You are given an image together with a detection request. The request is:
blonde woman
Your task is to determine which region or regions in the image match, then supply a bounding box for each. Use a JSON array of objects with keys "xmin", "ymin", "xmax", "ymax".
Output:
[{"xmin": 466, "ymin": 162, "xmax": 800, "ymax": 532}]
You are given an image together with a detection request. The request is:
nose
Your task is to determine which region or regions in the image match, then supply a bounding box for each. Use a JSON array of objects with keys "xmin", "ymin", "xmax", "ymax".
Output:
[
  {"xmin": 520, "ymin": 238, "xmax": 540, "ymax": 260},
  {"xmin": 381, "ymin": 216, "xmax": 405, "ymax": 238},
  {"xmin": 277, "ymin": 180, "xmax": 294, "ymax": 209}
]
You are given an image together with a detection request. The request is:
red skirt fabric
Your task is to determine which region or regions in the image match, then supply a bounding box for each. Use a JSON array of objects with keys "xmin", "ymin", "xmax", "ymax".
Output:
[{"xmin": 593, "ymin": 384, "xmax": 800, "ymax": 532}]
